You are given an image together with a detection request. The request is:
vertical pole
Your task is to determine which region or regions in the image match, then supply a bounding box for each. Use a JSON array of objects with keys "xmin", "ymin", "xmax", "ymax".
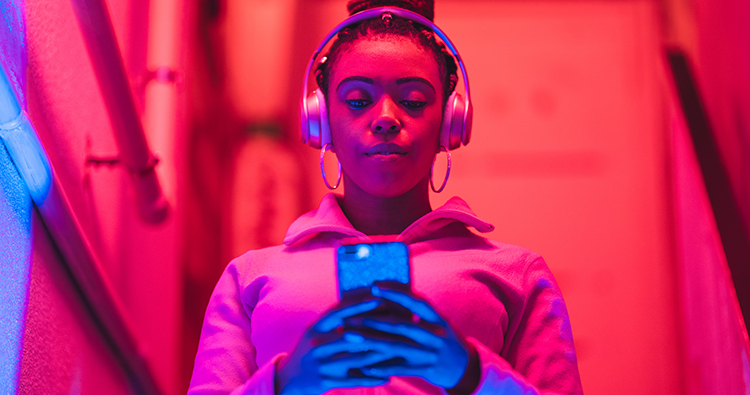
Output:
[{"xmin": 69, "ymin": 0, "xmax": 169, "ymax": 224}]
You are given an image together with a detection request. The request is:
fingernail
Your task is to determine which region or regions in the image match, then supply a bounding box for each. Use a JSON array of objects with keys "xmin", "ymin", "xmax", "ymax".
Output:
[
  {"xmin": 371, "ymin": 285, "xmax": 381, "ymax": 295},
  {"xmin": 344, "ymin": 332, "xmax": 365, "ymax": 343}
]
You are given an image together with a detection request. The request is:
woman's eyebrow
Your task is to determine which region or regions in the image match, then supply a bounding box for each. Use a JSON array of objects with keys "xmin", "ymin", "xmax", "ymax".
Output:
[
  {"xmin": 396, "ymin": 77, "xmax": 435, "ymax": 92},
  {"xmin": 337, "ymin": 76, "xmax": 374, "ymax": 91}
]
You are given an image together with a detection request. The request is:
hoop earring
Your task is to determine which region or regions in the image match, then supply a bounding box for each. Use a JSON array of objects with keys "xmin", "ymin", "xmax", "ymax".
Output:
[
  {"xmin": 320, "ymin": 143, "xmax": 342, "ymax": 190},
  {"xmin": 430, "ymin": 146, "xmax": 451, "ymax": 193}
]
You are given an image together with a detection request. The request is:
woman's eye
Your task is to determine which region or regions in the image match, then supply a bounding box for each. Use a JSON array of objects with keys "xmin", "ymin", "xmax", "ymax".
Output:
[
  {"xmin": 346, "ymin": 99, "xmax": 370, "ymax": 110},
  {"xmin": 401, "ymin": 100, "xmax": 427, "ymax": 109}
]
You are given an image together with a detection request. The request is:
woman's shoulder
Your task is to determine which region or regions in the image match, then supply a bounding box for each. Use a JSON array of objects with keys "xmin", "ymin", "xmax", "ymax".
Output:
[
  {"xmin": 417, "ymin": 226, "xmax": 543, "ymax": 265},
  {"xmin": 476, "ymin": 237, "xmax": 565, "ymax": 299},
  {"xmin": 224, "ymin": 237, "xmax": 339, "ymax": 284},
  {"xmin": 483, "ymin": 237, "xmax": 545, "ymax": 266},
  {"xmin": 221, "ymin": 243, "xmax": 292, "ymax": 284}
]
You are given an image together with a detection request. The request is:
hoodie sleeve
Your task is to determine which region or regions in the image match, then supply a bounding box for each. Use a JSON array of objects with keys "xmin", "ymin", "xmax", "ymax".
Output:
[
  {"xmin": 187, "ymin": 259, "xmax": 285, "ymax": 395},
  {"xmin": 454, "ymin": 257, "xmax": 584, "ymax": 395}
]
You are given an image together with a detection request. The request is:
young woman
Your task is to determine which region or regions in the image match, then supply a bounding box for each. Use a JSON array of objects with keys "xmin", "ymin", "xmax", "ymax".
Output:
[{"xmin": 188, "ymin": 1, "xmax": 583, "ymax": 394}]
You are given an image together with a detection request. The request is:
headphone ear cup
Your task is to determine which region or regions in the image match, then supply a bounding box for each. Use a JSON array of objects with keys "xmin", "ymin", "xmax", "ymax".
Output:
[
  {"xmin": 462, "ymin": 99, "xmax": 473, "ymax": 146},
  {"xmin": 441, "ymin": 92, "xmax": 468, "ymax": 150},
  {"xmin": 300, "ymin": 91, "xmax": 314, "ymax": 146},
  {"xmin": 440, "ymin": 92, "xmax": 455, "ymax": 150},
  {"xmin": 301, "ymin": 89, "xmax": 329, "ymax": 149},
  {"xmin": 317, "ymin": 89, "xmax": 331, "ymax": 148}
]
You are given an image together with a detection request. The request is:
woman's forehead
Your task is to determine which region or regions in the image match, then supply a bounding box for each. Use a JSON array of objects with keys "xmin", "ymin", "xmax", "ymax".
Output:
[{"xmin": 331, "ymin": 38, "xmax": 441, "ymax": 84}]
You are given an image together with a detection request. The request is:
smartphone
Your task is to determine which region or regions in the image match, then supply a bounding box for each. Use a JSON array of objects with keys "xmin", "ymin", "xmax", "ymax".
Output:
[{"xmin": 336, "ymin": 239, "xmax": 410, "ymax": 300}]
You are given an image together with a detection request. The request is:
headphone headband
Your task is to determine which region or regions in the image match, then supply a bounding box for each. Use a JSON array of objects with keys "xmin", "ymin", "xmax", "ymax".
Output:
[{"xmin": 301, "ymin": 7, "xmax": 472, "ymax": 149}]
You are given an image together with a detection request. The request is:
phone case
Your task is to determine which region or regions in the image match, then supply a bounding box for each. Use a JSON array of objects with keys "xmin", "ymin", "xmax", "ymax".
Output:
[{"xmin": 336, "ymin": 241, "xmax": 410, "ymax": 298}]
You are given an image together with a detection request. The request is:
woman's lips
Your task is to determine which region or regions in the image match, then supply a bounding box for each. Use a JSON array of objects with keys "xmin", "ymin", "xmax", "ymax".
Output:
[{"xmin": 365, "ymin": 143, "xmax": 407, "ymax": 159}]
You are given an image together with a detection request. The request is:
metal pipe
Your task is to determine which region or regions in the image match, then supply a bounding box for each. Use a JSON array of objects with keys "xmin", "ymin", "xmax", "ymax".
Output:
[{"xmin": 69, "ymin": 0, "xmax": 169, "ymax": 224}]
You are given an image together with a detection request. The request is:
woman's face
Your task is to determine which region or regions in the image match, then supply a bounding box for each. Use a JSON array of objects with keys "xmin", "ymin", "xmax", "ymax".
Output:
[{"xmin": 328, "ymin": 37, "xmax": 444, "ymax": 198}]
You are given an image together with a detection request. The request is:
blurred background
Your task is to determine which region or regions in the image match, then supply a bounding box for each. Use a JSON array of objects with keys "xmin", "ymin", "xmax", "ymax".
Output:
[{"xmin": 1, "ymin": 0, "xmax": 749, "ymax": 394}]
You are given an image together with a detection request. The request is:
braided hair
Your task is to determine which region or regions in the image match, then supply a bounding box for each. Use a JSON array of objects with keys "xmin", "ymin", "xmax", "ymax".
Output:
[{"xmin": 316, "ymin": 0, "xmax": 459, "ymax": 104}]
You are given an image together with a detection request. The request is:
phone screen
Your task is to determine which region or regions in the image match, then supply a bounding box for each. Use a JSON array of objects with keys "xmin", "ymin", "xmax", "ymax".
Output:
[{"xmin": 336, "ymin": 241, "xmax": 410, "ymax": 299}]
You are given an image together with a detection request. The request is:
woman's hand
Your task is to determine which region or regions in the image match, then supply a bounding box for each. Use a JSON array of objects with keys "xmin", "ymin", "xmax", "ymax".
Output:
[
  {"xmin": 275, "ymin": 299, "xmax": 391, "ymax": 395},
  {"xmin": 341, "ymin": 285, "xmax": 479, "ymax": 391}
]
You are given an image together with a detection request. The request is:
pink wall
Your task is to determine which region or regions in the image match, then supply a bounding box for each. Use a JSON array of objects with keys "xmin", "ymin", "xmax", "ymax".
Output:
[
  {"xmin": 18, "ymin": 0, "xmax": 182, "ymax": 392},
  {"xmin": 667, "ymin": 0, "xmax": 750, "ymax": 392},
  {"xmin": 431, "ymin": 2, "xmax": 679, "ymax": 393},
  {"xmin": 19, "ymin": 213, "xmax": 133, "ymax": 394},
  {"xmin": 694, "ymin": 0, "xmax": 750, "ymax": 226},
  {"xmin": 670, "ymin": 90, "xmax": 750, "ymax": 395}
]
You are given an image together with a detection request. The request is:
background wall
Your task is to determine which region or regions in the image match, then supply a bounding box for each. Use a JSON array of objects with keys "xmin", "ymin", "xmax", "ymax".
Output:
[
  {"xmin": 433, "ymin": 2, "xmax": 677, "ymax": 393},
  {"xmin": 7, "ymin": 0, "xmax": 182, "ymax": 393},
  {"xmin": 19, "ymin": 212, "xmax": 136, "ymax": 395}
]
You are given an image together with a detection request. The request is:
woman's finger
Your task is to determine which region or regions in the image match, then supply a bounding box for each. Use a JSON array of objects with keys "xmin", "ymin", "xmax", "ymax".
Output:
[
  {"xmin": 320, "ymin": 377, "xmax": 388, "ymax": 390},
  {"xmin": 371, "ymin": 286, "xmax": 445, "ymax": 325},
  {"xmin": 318, "ymin": 351, "xmax": 391, "ymax": 377},
  {"xmin": 310, "ymin": 331, "xmax": 392, "ymax": 359},
  {"xmin": 310, "ymin": 337, "xmax": 373, "ymax": 359},
  {"xmin": 363, "ymin": 365, "xmax": 464, "ymax": 389},
  {"xmin": 311, "ymin": 333, "xmax": 438, "ymax": 365},
  {"xmin": 359, "ymin": 318, "xmax": 445, "ymax": 349},
  {"xmin": 314, "ymin": 299, "xmax": 382, "ymax": 333},
  {"xmin": 362, "ymin": 365, "xmax": 432, "ymax": 379},
  {"xmin": 348, "ymin": 334, "xmax": 438, "ymax": 365}
]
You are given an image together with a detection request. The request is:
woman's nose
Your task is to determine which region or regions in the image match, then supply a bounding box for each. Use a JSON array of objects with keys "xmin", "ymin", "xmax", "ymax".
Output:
[{"xmin": 371, "ymin": 98, "xmax": 401, "ymax": 134}]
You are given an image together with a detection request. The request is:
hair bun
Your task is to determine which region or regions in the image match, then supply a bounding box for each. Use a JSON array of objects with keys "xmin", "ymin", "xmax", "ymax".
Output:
[{"xmin": 347, "ymin": 0, "xmax": 434, "ymax": 22}]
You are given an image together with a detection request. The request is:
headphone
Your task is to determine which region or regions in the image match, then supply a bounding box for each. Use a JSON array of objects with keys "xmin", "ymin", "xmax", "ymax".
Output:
[{"xmin": 300, "ymin": 7, "xmax": 472, "ymax": 151}]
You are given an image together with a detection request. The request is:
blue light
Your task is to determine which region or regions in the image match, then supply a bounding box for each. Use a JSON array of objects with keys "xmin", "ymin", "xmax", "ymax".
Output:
[
  {"xmin": 0, "ymin": 139, "xmax": 31, "ymax": 395},
  {"xmin": 356, "ymin": 245, "xmax": 371, "ymax": 259},
  {"xmin": 0, "ymin": 65, "xmax": 52, "ymax": 205},
  {"xmin": 0, "ymin": 113, "xmax": 52, "ymax": 204},
  {"xmin": 0, "ymin": 1, "xmax": 34, "ymax": 392}
]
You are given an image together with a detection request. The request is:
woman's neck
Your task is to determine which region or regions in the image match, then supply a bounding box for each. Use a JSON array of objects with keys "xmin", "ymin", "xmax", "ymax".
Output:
[{"xmin": 341, "ymin": 176, "xmax": 433, "ymax": 236}]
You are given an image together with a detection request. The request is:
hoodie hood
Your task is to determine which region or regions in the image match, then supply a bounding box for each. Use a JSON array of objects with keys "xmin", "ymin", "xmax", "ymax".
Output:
[{"xmin": 283, "ymin": 193, "xmax": 494, "ymax": 246}]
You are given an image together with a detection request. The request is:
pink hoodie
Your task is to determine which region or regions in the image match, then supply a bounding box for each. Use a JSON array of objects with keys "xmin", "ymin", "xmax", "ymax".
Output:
[{"xmin": 189, "ymin": 194, "xmax": 583, "ymax": 395}]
